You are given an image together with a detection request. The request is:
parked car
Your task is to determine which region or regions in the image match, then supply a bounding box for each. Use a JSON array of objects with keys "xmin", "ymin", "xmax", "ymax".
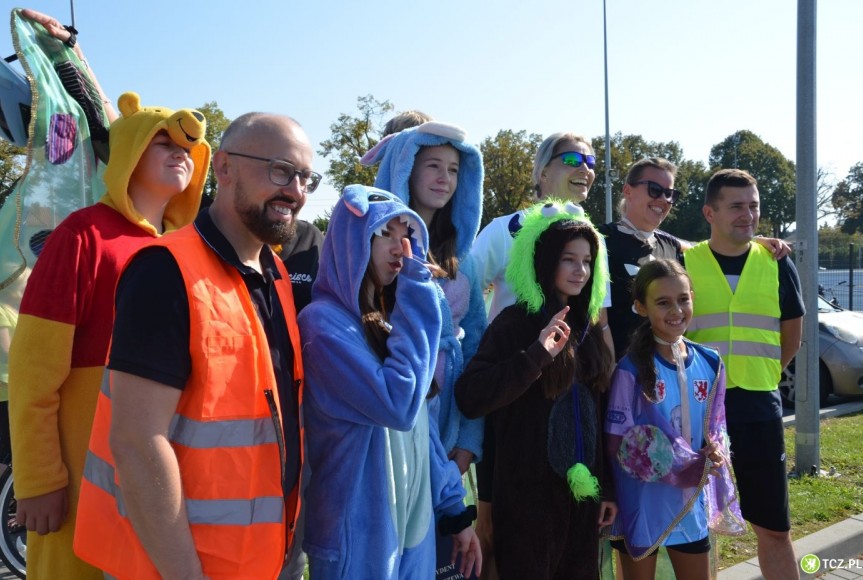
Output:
[{"xmin": 779, "ymin": 296, "xmax": 863, "ymax": 408}]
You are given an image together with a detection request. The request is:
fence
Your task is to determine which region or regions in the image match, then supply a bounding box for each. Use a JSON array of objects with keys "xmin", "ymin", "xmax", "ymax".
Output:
[{"xmin": 818, "ymin": 244, "xmax": 861, "ymax": 311}]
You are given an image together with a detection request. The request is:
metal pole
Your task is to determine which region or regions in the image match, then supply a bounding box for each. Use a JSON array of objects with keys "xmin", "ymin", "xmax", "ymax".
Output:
[
  {"xmin": 850, "ymin": 243, "xmax": 855, "ymax": 311},
  {"xmin": 603, "ymin": 0, "xmax": 612, "ymax": 223},
  {"xmin": 794, "ymin": 0, "xmax": 819, "ymax": 475},
  {"xmin": 69, "ymin": 0, "xmax": 76, "ymax": 29}
]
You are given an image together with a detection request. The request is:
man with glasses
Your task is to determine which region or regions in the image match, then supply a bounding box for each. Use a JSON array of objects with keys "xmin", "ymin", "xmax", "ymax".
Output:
[{"xmin": 74, "ymin": 113, "xmax": 313, "ymax": 578}]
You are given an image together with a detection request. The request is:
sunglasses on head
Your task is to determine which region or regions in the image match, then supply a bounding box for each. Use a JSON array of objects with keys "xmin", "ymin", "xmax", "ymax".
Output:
[
  {"xmin": 634, "ymin": 180, "xmax": 681, "ymax": 204},
  {"xmin": 555, "ymin": 151, "xmax": 596, "ymax": 170}
]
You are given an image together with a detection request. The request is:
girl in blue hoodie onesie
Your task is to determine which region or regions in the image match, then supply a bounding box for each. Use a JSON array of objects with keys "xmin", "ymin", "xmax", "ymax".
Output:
[
  {"xmin": 298, "ymin": 185, "xmax": 482, "ymax": 580},
  {"xmin": 361, "ymin": 122, "xmax": 487, "ymax": 476}
]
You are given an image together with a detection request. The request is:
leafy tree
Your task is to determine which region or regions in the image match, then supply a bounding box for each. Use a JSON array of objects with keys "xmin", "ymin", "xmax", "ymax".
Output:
[
  {"xmin": 589, "ymin": 133, "xmax": 688, "ymax": 225},
  {"xmin": 832, "ymin": 163, "xmax": 863, "ymax": 235},
  {"xmin": 0, "ymin": 140, "xmax": 26, "ymax": 206},
  {"xmin": 708, "ymin": 130, "xmax": 796, "ymax": 237},
  {"xmin": 817, "ymin": 225, "xmax": 863, "ymax": 266},
  {"xmin": 318, "ymin": 95, "xmax": 394, "ymax": 195},
  {"xmin": 312, "ymin": 208, "xmax": 331, "ymax": 235},
  {"xmin": 662, "ymin": 159, "xmax": 711, "ymax": 243},
  {"xmin": 479, "ymin": 129, "xmax": 543, "ymax": 228},
  {"xmin": 197, "ymin": 102, "xmax": 231, "ymax": 200}
]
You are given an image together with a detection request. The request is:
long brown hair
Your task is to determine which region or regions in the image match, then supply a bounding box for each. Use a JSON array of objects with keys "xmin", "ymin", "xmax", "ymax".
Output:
[
  {"xmin": 532, "ymin": 221, "xmax": 612, "ymax": 398},
  {"xmin": 427, "ymin": 199, "xmax": 459, "ymax": 280},
  {"xmin": 627, "ymin": 259, "xmax": 691, "ymax": 402},
  {"xmin": 359, "ymin": 239, "xmax": 440, "ymax": 398}
]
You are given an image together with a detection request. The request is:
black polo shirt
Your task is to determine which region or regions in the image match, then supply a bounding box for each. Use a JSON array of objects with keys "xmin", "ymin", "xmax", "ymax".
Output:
[{"xmin": 108, "ymin": 208, "xmax": 300, "ymax": 493}]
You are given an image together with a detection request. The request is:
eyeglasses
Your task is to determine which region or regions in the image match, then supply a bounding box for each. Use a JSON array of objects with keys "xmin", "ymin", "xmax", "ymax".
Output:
[
  {"xmin": 634, "ymin": 180, "xmax": 682, "ymax": 204},
  {"xmin": 554, "ymin": 151, "xmax": 596, "ymax": 170},
  {"xmin": 225, "ymin": 151, "xmax": 322, "ymax": 193}
]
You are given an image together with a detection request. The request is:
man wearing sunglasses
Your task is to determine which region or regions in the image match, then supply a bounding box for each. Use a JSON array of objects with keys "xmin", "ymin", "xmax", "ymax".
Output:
[{"xmin": 76, "ymin": 113, "xmax": 312, "ymax": 578}]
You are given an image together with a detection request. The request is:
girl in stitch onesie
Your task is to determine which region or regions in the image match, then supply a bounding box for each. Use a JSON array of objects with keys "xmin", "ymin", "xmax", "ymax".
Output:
[
  {"xmin": 298, "ymin": 185, "xmax": 481, "ymax": 580},
  {"xmin": 455, "ymin": 201, "xmax": 616, "ymax": 579},
  {"xmin": 361, "ymin": 122, "xmax": 487, "ymax": 476},
  {"xmin": 604, "ymin": 259, "xmax": 745, "ymax": 579}
]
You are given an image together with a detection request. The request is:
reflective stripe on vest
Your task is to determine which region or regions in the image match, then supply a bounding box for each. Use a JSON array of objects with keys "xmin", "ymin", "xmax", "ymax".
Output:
[
  {"xmin": 99, "ymin": 364, "xmax": 281, "ymax": 449},
  {"xmin": 685, "ymin": 241, "xmax": 781, "ymax": 390},
  {"xmin": 83, "ymin": 450, "xmax": 284, "ymax": 525}
]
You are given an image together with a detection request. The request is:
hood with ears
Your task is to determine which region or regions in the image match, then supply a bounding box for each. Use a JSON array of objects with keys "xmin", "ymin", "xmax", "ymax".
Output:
[
  {"xmin": 506, "ymin": 199, "xmax": 608, "ymax": 324},
  {"xmin": 313, "ymin": 184, "xmax": 428, "ymax": 317},
  {"xmin": 360, "ymin": 122, "xmax": 482, "ymax": 262},
  {"xmin": 101, "ymin": 92, "xmax": 210, "ymax": 235}
]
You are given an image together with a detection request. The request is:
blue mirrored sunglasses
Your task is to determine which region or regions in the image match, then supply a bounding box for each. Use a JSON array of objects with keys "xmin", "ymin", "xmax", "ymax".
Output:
[{"xmin": 555, "ymin": 151, "xmax": 596, "ymax": 170}]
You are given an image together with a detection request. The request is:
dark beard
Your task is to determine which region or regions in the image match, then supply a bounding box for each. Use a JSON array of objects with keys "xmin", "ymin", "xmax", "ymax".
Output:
[{"xmin": 234, "ymin": 180, "xmax": 298, "ymax": 245}]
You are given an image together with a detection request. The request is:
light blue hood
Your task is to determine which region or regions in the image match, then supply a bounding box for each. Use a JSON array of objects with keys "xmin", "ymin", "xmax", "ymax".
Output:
[
  {"xmin": 361, "ymin": 122, "xmax": 483, "ymax": 262},
  {"xmin": 313, "ymin": 184, "xmax": 429, "ymax": 317}
]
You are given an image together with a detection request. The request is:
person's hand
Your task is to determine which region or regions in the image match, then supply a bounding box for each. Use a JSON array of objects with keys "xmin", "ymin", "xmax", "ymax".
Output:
[
  {"xmin": 451, "ymin": 525, "xmax": 483, "ymax": 578},
  {"xmin": 475, "ymin": 501, "xmax": 493, "ymax": 575},
  {"xmin": 20, "ymin": 9, "xmax": 74, "ymax": 43},
  {"xmin": 401, "ymin": 236, "xmax": 412, "ymax": 261},
  {"xmin": 448, "ymin": 448, "xmax": 474, "ymax": 475},
  {"xmin": 597, "ymin": 500, "xmax": 617, "ymax": 528},
  {"xmin": 16, "ymin": 487, "xmax": 68, "ymax": 535},
  {"xmin": 754, "ymin": 236, "xmax": 793, "ymax": 260},
  {"xmin": 701, "ymin": 440, "xmax": 726, "ymax": 476},
  {"xmin": 538, "ymin": 306, "xmax": 570, "ymax": 357}
]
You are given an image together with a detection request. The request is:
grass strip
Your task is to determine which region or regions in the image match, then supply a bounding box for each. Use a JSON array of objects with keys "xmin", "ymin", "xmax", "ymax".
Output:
[{"xmin": 717, "ymin": 410, "xmax": 863, "ymax": 569}]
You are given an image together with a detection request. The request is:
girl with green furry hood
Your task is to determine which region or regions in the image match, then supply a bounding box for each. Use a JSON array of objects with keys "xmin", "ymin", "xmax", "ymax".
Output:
[{"xmin": 455, "ymin": 200, "xmax": 617, "ymax": 579}]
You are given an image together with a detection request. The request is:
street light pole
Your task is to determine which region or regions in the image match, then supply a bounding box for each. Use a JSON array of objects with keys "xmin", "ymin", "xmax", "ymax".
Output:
[
  {"xmin": 603, "ymin": 0, "xmax": 612, "ymax": 223},
  {"xmin": 795, "ymin": 0, "xmax": 819, "ymax": 475}
]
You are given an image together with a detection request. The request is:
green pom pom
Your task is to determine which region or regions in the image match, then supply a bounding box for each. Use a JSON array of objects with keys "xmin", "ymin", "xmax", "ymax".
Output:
[{"xmin": 566, "ymin": 462, "xmax": 600, "ymax": 501}]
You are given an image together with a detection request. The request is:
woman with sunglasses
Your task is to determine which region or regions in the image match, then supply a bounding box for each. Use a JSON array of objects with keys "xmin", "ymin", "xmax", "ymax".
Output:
[
  {"xmin": 598, "ymin": 158, "xmax": 687, "ymax": 360},
  {"xmin": 468, "ymin": 132, "xmax": 614, "ymax": 580}
]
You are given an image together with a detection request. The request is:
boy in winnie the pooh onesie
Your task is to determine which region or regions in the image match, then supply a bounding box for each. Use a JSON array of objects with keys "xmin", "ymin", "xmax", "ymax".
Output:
[{"xmin": 8, "ymin": 92, "xmax": 210, "ymax": 579}]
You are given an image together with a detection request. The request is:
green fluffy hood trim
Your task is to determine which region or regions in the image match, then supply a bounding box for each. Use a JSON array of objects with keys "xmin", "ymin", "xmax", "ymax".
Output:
[{"xmin": 505, "ymin": 199, "xmax": 608, "ymax": 323}]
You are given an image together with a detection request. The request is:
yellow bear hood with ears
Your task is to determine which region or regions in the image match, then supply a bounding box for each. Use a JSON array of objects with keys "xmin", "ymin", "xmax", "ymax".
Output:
[{"xmin": 100, "ymin": 92, "xmax": 210, "ymax": 235}]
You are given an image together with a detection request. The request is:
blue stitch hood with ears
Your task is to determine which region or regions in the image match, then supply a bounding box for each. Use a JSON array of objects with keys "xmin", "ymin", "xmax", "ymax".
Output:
[
  {"xmin": 360, "ymin": 122, "xmax": 483, "ymax": 262},
  {"xmin": 313, "ymin": 184, "xmax": 429, "ymax": 317}
]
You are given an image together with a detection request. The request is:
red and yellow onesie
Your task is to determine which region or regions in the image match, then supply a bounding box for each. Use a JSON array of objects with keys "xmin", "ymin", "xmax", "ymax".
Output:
[{"xmin": 8, "ymin": 92, "xmax": 210, "ymax": 579}]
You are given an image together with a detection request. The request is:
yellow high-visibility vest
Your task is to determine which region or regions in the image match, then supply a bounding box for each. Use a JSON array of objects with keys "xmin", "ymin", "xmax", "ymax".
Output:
[{"xmin": 685, "ymin": 242, "xmax": 781, "ymax": 390}]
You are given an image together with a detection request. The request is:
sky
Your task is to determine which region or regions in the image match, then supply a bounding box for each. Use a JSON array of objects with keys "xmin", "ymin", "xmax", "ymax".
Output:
[{"xmin": 2, "ymin": 0, "xmax": 860, "ymax": 222}]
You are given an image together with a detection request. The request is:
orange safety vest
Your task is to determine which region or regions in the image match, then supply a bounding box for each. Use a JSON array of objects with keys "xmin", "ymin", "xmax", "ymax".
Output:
[{"xmin": 74, "ymin": 225, "xmax": 304, "ymax": 580}]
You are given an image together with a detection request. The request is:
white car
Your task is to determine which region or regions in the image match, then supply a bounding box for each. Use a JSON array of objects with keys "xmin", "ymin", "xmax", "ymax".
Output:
[{"xmin": 779, "ymin": 296, "xmax": 863, "ymax": 408}]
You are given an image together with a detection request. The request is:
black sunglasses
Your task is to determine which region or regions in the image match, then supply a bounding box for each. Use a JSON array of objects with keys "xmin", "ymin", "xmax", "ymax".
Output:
[
  {"xmin": 554, "ymin": 151, "xmax": 596, "ymax": 170},
  {"xmin": 634, "ymin": 180, "xmax": 681, "ymax": 204}
]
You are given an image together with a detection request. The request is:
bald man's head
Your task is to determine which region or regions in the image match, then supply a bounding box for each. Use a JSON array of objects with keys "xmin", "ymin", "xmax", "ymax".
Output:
[
  {"xmin": 211, "ymin": 113, "xmax": 315, "ymax": 246},
  {"xmin": 220, "ymin": 113, "xmax": 306, "ymax": 153}
]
